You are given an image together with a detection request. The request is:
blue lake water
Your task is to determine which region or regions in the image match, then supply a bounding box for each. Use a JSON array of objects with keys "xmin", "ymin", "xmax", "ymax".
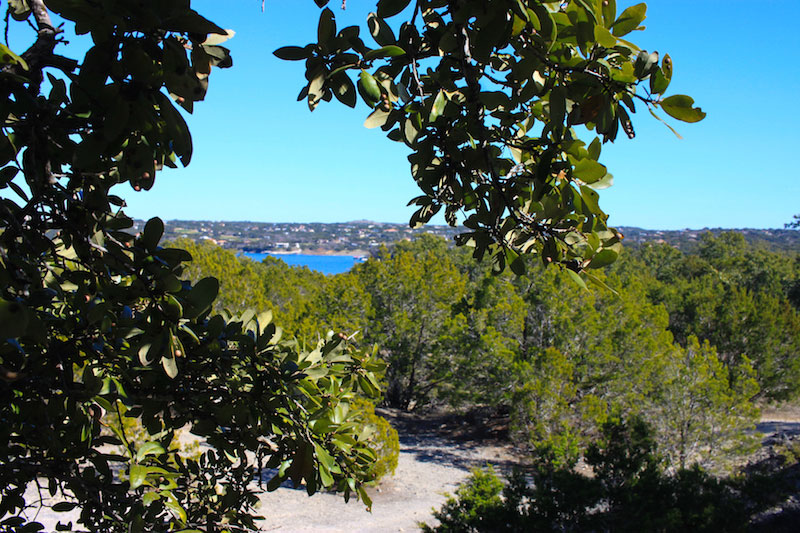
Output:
[{"xmin": 242, "ymin": 253, "xmax": 360, "ymax": 275}]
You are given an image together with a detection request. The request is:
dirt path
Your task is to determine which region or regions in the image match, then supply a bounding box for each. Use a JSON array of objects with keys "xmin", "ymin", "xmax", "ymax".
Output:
[{"xmin": 256, "ymin": 409, "xmax": 525, "ymax": 532}]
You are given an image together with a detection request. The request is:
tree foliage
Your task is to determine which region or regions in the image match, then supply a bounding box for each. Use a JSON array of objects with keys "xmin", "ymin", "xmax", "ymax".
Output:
[
  {"xmin": 285, "ymin": 0, "xmax": 704, "ymax": 279},
  {"xmin": 0, "ymin": 1, "xmax": 385, "ymax": 530},
  {"xmin": 622, "ymin": 233, "xmax": 800, "ymax": 401},
  {"xmin": 184, "ymin": 232, "xmax": 768, "ymax": 474},
  {"xmin": 423, "ymin": 417, "xmax": 788, "ymax": 532}
]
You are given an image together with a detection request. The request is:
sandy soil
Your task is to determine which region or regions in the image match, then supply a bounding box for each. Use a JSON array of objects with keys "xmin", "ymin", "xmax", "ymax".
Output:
[{"xmin": 256, "ymin": 409, "xmax": 525, "ymax": 532}]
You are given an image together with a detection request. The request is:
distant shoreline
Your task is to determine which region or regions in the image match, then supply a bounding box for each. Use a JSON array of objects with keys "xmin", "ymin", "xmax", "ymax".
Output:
[{"xmin": 244, "ymin": 249, "xmax": 370, "ymax": 258}]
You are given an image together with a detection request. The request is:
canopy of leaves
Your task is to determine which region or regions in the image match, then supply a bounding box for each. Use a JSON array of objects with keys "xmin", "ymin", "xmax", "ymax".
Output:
[
  {"xmin": 0, "ymin": 1, "xmax": 385, "ymax": 530},
  {"xmin": 284, "ymin": 0, "xmax": 704, "ymax": 280}
]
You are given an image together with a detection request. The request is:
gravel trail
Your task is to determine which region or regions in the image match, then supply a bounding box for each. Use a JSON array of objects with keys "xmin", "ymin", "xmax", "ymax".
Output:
[{"xmin": 256, "ymin": 408, "xmax": 524, "ymax": 532}]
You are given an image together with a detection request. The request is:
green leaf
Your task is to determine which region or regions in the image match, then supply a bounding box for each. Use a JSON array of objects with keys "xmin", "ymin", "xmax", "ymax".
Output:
[
  {"xmin": 318, "ymin": 8, "xmax": 336, "ymax": 46},
  {"xmin": 273, "ymin": 46, "xmax": 311, "ymax": 61},
  {"xmin": 478, "ymin": 91, "xmax": 508, "ymax": 111},
  {"xmin": 136, "ymin": 442, "xmax": 165, "ymax": 462},
  {"xmin": 141, "ymin": 217, "xmax": 164, "ymax": 251},
  {"xmin": 52, "ymin": 502, "xmax": 77, "ymax": 512},
  {"xmin": 357, "ymin": 484, "xmax": 373, "ymax": 511},
  {"xmin": 584, "ymin": 271, "xmax": 619, "ymax": 294},
  {"xmin": 588, "ymin": 247, "xmax": 619, "ymax": 269},
  {"xmin": 376, "ymin": 0, "xmax": 411, "ymax": 18},
  {"xmin": 364, "ymin": 108, "xmax": 390, "ymax": 129},
  {"xmin": 594, "ymin": 25, "xmax": 617, "ymax": 48},
  {"xmin": 162, "ymin": 294, "xmax": 183, "ymax": 321},
  {"xmin": 548, "ymin": 86, "xmax": 566, "ymax": 126},
  {"xmin": 202, "ymin": 29, "xmax": 235, "ymax": 46},
  {"xmin": 403, "ymin": 116, "xmax": 419, "ymax": 146},
  {"xmin": 367, "ymin": 12, "xmax": 396, "ymax": 46},
  {"xmin": 587, "ymin": 137, "xmax": 601, "ymax": 160},
  {"xmin": 142, "ymin": 492, "xmax": 161, "ymax": 506},
  {"xmin": 162, "ymin": 355, "xmax": 179, "ymax": 379},
  {"xmin": 363, "ymin": 45, "xmax": 406, "ymax": 60},
  {"xmin": 601, "ymin": 0, "xmax": 617, "ymax": 28},
  {"xmin": 580, "ymin": 185, "xmax": 601, "ymax": 214},
  {"xmin": 359, "ymin": 70, "xmax": 382, "ymax": 103},
  {"xmin": 129, "ymin": 464, "xmax": 147, "ymax": 490},
  {"xmin": 506, "ymin": 249, "xmax": 526, "ymax": 276},
  {"xmin": 660, "ymin": 94, "xmax": 706, "ymax": 123},
  {"xmin": 331, "ymin": 73, "xmax": 357, "ymax": 108},
  {"xmin": 572, "ymin": 158, "xmax": 607, "ymax": 184},
  {"xmin": 565, "ymin": 268, "xmax": 588, "ymax": 290},
  {"xmin": 164, "ymin": 497, "xmax": 187, "ymax": 524},
  {"xmin": 650, "ymin": 54, "xmax": 672, "ymax": 94},
  {"xmin": 0, "ymin": 44, "xmax": 28, "ymax": 70},
  {"xmin": 429, "ymin": 90, "xmax": 446, "ymax": 122},
  {"xmin": 7, "ymin": 0, "xmax": 31, "ymax": 21},
  {"xmin": 184, "ymin": 277, "xmax": 219, "ymax": 318},
  {"xmin": 314, "ymin": 0, "xmax": 330, "ymax": 6},
  {"xmin": 612, "ymin": 3, "xmax": 646, "ymax": 37},
  {"xmin": 648, "ymin": 107, "xmax": 683, "ymax": 139},
  {"xmin": 307, "ymin": 70, "xmax": 326, "ymax": 111}
]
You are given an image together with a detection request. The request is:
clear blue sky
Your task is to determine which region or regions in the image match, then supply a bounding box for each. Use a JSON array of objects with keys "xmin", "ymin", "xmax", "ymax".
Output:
[{"xmin": 116, "ymin": 1, "xmax": 799, "ymax": 230}]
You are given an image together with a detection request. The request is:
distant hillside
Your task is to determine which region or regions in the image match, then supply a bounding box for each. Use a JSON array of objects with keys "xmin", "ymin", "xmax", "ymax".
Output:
[
  {"xmin": 150, "ymin": 220, "xmax": 462, "ymax": 254},
  {"xmin": 618, "ymin": 227, "xmax": 800, "ymax": 254},
  {"xmin": 138, "ymin": 219, "xmax": 800, "ymax": 255}
]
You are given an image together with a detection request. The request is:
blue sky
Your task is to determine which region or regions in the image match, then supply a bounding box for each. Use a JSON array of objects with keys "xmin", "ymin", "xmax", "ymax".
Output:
[{"xmin": 113, "ymin": 2, "xmax": 799, "ymax": 229}]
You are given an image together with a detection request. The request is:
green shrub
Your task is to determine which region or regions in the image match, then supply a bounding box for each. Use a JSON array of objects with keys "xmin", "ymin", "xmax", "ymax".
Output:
[
  {"xmin": 422, "ymin": 417, "xmax": 792, "ymax": 532},
  {"xmin": 351, "ymin": 397, "xmax": 399, "ymax": 482},
  {"xmin": 420, "ymin": 466, "xmax": 507, "ymax": 533}
]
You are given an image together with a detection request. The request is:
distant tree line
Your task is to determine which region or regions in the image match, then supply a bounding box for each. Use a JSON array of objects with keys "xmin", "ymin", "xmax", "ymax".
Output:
[{"xmin": 178, "ymin": 230, "xmax": 800, "ymax": 473}]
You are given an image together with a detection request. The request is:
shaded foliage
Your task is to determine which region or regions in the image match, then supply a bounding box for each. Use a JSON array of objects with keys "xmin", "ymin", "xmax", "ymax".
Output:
[
  {"xmin": 0, "ymin": 2, "xmax": 386, "ymax": 530},
  {"xmin": 423, "ymin": 417, "xmax": 795, "ymax": 533}
]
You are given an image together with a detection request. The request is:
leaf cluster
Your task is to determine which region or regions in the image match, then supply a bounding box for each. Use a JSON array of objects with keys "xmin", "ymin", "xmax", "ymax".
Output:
[
  {"xmin": 281, "ymin": 0, "xmax": 704, "ymax": 278},
  {"xmin": 0, "ymin": 1, "xmax": 386, "ymax": 530}
]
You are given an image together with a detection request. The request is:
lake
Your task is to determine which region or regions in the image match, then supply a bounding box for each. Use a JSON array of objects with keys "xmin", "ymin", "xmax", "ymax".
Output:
[{"xmin": 242, "ymin": 253, "xmax": 361, "ymax": 275}]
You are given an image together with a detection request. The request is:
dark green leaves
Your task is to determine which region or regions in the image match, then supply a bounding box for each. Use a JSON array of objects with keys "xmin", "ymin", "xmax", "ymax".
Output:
[
  {"xmin": 650, "ymin": 54, "xmax": 673, "ymax": 94},
  {"xmin": 368, "ymin": 12, "xmax": 396, "ymax": 46},
  {"xmin": 318, "ymin": 8, "xmax": 336, "ymax": 46},
  {"xmin": 142, "ymin": 218, "xmax": 165, "ymax": 251},
  {"xmin": 661, "ymin": 95, "xmax": 706, "ymax": 123},
  {"xmin": 376, "ymin": 0, "xmax": 412, "ymax": 18},
  {"xmin": 273, "ymin": 46, "xmax": 311, "ymax": 61},
  {"xmin": 331, "ymin": 73, "xmax": 357, "ymax": 108},
  {"xmin": 183, "ymin": 277, "xmax": 220, "ymax": 318},
  {"xmin": 0, "ymin": 299, "xmax": 29, "ymax": 338}
]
